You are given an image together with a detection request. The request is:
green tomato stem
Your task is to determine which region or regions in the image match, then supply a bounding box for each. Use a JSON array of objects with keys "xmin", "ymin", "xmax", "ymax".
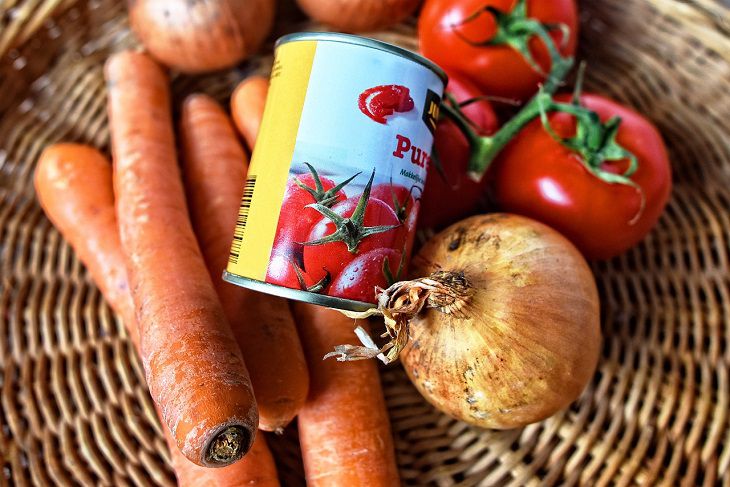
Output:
[{"xmin": 460, "ymin": 55, "xmax": 574, "ymax": 180}]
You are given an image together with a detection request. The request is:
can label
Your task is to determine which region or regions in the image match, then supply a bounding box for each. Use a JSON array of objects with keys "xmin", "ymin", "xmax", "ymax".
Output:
[{"xmin": 226, "ymin": 37, "xmax": 445, "ymax": 306}]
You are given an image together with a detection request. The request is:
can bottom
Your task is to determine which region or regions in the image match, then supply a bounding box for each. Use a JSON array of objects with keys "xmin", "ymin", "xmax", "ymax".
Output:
[{"xmin": 222, "ymin": 271, "xmax": 375, "ymax": 313}]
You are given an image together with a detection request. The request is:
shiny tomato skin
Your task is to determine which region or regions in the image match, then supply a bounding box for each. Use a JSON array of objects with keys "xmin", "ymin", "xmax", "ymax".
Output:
[
  {"xmin": 273, "ymin": 173, "xmax": 346, "ymax": 257},
  {"xmin": 303, "ymin": 196, "xmax": 401, "ymax": 282},
  {"xmin": 419, "ymin": 73, "xmax": 499, "ymax": 230},
  {"xmin": 419, "ymin": 0, "xmax": 578, "ymax": 102},
  {"xmin": 371, "ymin": 183, "xmax": 420, "ymax": 266},
  {"xmin": 370, "ymin": 183, "xmax": 415, "ymax": 221},
  {"xmin": 490, "ymin": 93, "xmax": 671, "ymax": 260},
  {"xmin": 266, "ymin": 253, "xmax": 316, "ymax": 289},
  {"xmin": 331, "ymin": 249, "xmax": 401, "ymax": 302}
]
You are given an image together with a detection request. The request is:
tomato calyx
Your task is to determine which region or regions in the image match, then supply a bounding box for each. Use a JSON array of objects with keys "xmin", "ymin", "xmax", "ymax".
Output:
[
  {"xmin": 382, "ymin": 247, "xmax": 407, "ymax": 287},
  {"xmin": 290, "ymin": 258, "xmax": 331, "ymax": 293},
  {"xmin": 295, "ymin": 162, "xmax": 359, "ymax": 208},
  {"xmin": 452, "ymin": 0, "xmax": 569, "ymax": 78},
  {"xmin": 304, "ymin": 171, "xmax": 401, "ymax": 253},
  {"xmin": 536, "ymin": 93, "xmax": 646, "ymax": 224}
]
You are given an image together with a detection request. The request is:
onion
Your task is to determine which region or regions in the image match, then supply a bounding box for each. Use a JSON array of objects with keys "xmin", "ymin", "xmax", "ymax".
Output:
[
  {"xmin": 128, "ymin": 0, "xmax": 274, "ymax": 73},
  {"xmin": 332, "ymin": 214, "xmax": 601, "ymax": 429},
  {"xmin": 296, "ymin": 0, "xmax": 421, "ymax": 33}
]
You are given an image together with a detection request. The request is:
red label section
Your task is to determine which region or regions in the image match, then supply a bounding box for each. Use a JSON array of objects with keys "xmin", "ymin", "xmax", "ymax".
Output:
[{"xmin": 358, "ymin": 85, "xmax": 414, "ymax": 124}]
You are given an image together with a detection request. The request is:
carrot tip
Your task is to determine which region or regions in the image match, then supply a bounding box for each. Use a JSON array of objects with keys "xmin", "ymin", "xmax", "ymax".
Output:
[{"xmin": 205, "ymin": 426, "xmax": 251, "ymax": 466}]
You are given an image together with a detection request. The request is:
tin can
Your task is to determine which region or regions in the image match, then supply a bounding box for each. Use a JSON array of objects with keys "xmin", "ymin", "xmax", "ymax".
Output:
[{"xmin": 224, "ymin": 32, "xmax": 447, "ymax": 311}]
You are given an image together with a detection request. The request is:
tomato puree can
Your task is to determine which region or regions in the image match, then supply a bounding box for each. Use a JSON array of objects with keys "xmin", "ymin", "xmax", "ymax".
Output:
[{"xmin": 224, "ymin": 32, "xmax": 447, "ymax": 311}]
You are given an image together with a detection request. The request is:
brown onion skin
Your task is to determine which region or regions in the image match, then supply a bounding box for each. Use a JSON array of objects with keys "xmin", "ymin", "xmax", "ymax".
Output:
[
  {"xmin": 296, "ymin": 0, "xmax": 421, "ymax": 33},
  {"xmin": 128, "ymin": 0, "xmax": 274, "ymax": 73},
  {"xmin": 402, "ymin": 214, "xmax": 601, "ymax": 429}
]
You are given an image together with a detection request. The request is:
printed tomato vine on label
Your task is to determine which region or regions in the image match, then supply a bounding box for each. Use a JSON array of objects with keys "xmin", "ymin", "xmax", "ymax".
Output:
[{"xmin": 303, "ymin": 171, "xmax": 402, "ymax": 284}]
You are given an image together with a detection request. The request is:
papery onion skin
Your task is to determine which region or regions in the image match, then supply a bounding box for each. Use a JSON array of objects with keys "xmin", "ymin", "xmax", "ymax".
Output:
[
  {"xmin": 295, "ymin": 0, "xmax": 422, "ymax": 33},
  {"xmin": 401, "ymin": 213, "xmax": 600, "ymax": 429},
  {"xmin": 128, "ymin": 0, "xmax": 274, "ymax": 73}
]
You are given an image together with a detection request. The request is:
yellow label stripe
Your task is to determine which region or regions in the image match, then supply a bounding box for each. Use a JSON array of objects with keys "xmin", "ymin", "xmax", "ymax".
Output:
[{"xmin": 227, "ymin": 41, "xmax": 317, "ymax": 280}]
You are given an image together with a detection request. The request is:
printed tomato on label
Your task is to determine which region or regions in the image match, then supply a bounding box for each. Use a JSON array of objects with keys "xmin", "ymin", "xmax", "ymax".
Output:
[
  {"xmin": 266, "ymin": 253, "xmax": 326, "ymax": 291},
  {"xmin": 331, "ymin": 249, "xmax": 402, "ymax": 302},
  {"xmin": 370, "ymin": 183, "xmax": 417, "ymax": 223},
  {"xmin": 490, "ymin": 93, "xmax": 672, "ymax": 259},
  {"xmin": 419, "ymin": 72, "xmax": 499, "ymax": 230},
  {"xmin": 371, "ymin": 183, "xmax": 421, "ymax": 262},
  {"xmin": 419, "ymin": 0, "xmax": 578, "ymax": 102},
  {"xmin": 271, "ymin": 163, "xmax": 355, "ymax": 260},
  {"xmin": 358, "ymin": 85, "xmax": 415, "ymax": 124},
  {"xmin": 303, "ymin": 172, "xmax": 401, "ymax": 283}
]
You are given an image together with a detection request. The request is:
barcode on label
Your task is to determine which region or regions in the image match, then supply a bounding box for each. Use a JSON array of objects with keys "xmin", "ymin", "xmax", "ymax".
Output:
[{"xmin": 228, "ymin": 176, "xmax": 257, "ymax": 266}]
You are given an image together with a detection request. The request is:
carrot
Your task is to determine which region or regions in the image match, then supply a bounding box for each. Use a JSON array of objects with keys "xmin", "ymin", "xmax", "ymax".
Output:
[
  {"xmin": 179, "ymin": 93, "xmax": 309, "ymax": 432},
  {"xmin": 34, "ymin": 143, "xmax": 280, "ymax": 486},
  {"xmin": 292, "ymin": 303, "xmax": 400, "ymax": 486},
  {"xmin": 230, "ymin": 75, "xmax": 268, "ymax": 150},
  {"xmin": 34, "ymin": 144, "xmax": 138, "ymax": 345},
  {"xmin": 165, "ymin": 426, "xmax": 279, "ymax": 487},
  {"xmin": 105, "ymin": 50, "xmax": 257, "ymax": 467}
]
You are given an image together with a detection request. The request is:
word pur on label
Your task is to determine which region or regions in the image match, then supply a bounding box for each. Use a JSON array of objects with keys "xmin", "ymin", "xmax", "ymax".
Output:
[{"xmin": 392, "ymin": 134, "xmax": 431, "ymax": 168}]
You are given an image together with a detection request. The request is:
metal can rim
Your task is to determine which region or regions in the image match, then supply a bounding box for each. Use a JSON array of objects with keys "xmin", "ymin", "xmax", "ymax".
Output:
[
  {"xmin": 276, "ymin": 32, "xmax": 448, "ymax": 84},
  {"xmin": 222, "ymin": 271, "xmax": 375, "ymax": 312}
]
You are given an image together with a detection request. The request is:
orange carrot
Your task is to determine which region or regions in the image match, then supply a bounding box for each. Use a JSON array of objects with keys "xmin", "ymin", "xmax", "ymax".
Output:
[
  {"xmin": 179, "ymin": 93, "xmax": 309, "ymax": 432},
  {"xmin": 165, "ymin": 426, "xmax": 279, "ymax": 487},
  {"xmin": 34, "ymin": 144, "xmax": 138, "ymax": 344},
  {"xmin": 292, "ymin": 303, "xmax": 400, "ymax": 486},
  {"xmin": 230, "ymin": 75, "xmax": 268, "ymax": 150},
  {"xmin": 34, "ymin": 143, "xmax": 280, "ymax": 486},
  {"xmin": 106, "ymin": 50, "xmax": 257, "ymax": 467}
]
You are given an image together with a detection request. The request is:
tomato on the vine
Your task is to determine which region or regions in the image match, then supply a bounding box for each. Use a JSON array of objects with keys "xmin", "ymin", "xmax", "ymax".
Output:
[
  {"xmin": 419, "ymin": 0, "xmax": 578, "ymax": 102},
  {"xmin": 419, "ymin": 72, "xmax": 499, "ymax": 230},
  {"xmin": 271, "ymin": 166, "xmax": 352, "ymax": 260},
  {"xmin": 489, "ymin": 93, "xmax": 671, "ymax": 259},
  {"xmin": 330, "ymin": 249, "xmax": 402, "ymax": 302},
  {"xmin": 303, "ymin": 194, "xmax": 400, "ymax": 283}
]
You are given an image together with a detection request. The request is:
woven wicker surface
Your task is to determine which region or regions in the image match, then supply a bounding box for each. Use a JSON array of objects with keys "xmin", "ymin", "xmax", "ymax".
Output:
[{"xmin": 0, "ymin": 0, "xmax": 729, "ymax": 485}]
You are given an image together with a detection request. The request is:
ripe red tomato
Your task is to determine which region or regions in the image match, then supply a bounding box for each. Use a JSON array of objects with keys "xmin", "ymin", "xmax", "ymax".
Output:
[
  {"xmin": 370, "ymin": 183, "xmax": 416, "ymax": 222},
  {"xmin": 419, "ymin": 72, "xmax": 499, "ymax": 230},
  {"xmin": 331, "ymin": 249, "xmax": 401, "ymax": 302},
  {"xmin": 419, "ymin": 0, "xmax": 578, "ymax": 102},
  {"xmin": 272, "ymin": 172, "xmax": 347, "ymax": 259},
  {"xmin": 266, "ymin": 253, "xmax": 317, "ymax": 290},
  {"xmin": 303, "ymin": 195, "xmax": 400, "ymax": 282},
  {"xmin": 490, "ymin": 93, "xmax": 672, "ymax": 259}
]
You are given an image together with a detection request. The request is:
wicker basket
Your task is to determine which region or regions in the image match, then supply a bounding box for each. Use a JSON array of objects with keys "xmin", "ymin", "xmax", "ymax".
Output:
[{"xmin": 1, "ymin": 0, "xmax": 729, "ymax": 485}]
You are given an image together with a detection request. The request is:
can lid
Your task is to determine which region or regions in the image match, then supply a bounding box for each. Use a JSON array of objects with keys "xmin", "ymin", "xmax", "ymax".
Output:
[{"xmin": 276, "ymin": 32, "xmax": 448, "ymax": 84}]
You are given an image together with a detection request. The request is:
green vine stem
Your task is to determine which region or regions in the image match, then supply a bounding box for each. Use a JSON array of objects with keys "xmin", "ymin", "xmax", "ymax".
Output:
[{"xmin": 441, "ymin": 0, "xmax": 574, "ymax": 179}]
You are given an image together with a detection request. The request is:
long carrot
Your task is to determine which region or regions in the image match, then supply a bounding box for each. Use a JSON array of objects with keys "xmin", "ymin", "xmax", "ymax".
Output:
[
  {"xmin": 230, "ymin": 75, "xmax": 268, "ymax": 150},
  {"xmin": 292, "ymin": 303, "xmax": 400, "ymax": 486},
  {"xmin": 105, "ymin": 50, "xmax": 257, "ymax": 467},
  {"xmin": 179, "ymin": 93, "xmax": 309, "ymax": 432},
  {"xmin": 34, "ymin": 143, "xmax": 280, "ymax": 486}
]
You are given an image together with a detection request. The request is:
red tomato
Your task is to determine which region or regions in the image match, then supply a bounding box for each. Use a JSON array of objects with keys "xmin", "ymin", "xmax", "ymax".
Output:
[
  {"xmin": 370, "ymin": 183, "xmax": 416, "ymax": 222},
  {"xmin": 419, "ymin": 0, "xmax": 578, "ymax": 102},
  {"xmin": 266, "ymin": 253, "xmax": 317, "ymax": 290},
  {"xmin": 399, "ymin": 200, "xmax": 420, "ymax": 264},
  {"xmin": 490, "ymin": 93, "xmax": 672, "ymax": 259},
  {"xmin": 419, "ymin": 73, "xmax": 499, "ymax": 230},
  {"xmin": 303, "ymin": 196, "xmax": 401, "ymax": 282},
  {"xmin": 272, "ymin": 172, "xmax": 347, "ymax": 259},
  {"xmin": 331, "ymin": 249, "xmax": 401, "ymax": 302}
]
